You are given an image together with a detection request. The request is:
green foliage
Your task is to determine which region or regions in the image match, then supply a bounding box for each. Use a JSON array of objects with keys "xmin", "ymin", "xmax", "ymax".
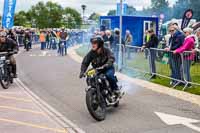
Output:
[
  {"xmin": 107, "ymin": 10, "xmax": 116, "ymax": 16},
  {"xmin": 14, "ymin": 11, "xmax": 29, "ymax": 26},
  {"xmin": 14, "ymin": 1, "xmax": 82, "ymax": 28},
  {"xmin": 127, "ymin": 6, "xmax": 136, "ymax": 15},
  {"xmin": 89, "ymin": 12, "xmax": 100, "ymax": 22},
  {"xmin": 27, "ymin": 1, "xmax": 63, "ymax": 28},
  {"xmin": 107, "ymin": 0, "xmax": 200, "ymax": 21},
  {"xmin": 63, "ymin": 7, "xmax": 82, "ymax": 29},
  {"xmin": 151, "ymin": 0, "xmax": 169, "ymax": 11},
  {"xmin": 173, "ymin": 0, "xmax": 200, "ymax": 21}
]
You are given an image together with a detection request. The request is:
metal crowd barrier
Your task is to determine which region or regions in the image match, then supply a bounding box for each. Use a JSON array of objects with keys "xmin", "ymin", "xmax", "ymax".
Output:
[
  {"xmin": 16, "ymin": 34, "xmax": 40, "ymax": 46},
  {"xmin": 119, "ymin": 45, "xmax": 200, "ymax": 90},
  {"xmin": 149, "ymin": 48, "xmax": 186, "ymax": 88},
  {"xmin": 182, "ymin": 51, "xmax": 200, "ymax": 89},
  {"xmin": 122, "ymin": 45, "xmax": 151, "ymax": 75}
]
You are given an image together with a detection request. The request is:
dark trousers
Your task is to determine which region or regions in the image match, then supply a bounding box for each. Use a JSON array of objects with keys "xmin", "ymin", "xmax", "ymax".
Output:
[
  {"xmin": 183, "ymin": 59, "xmax": 191, "ymax": 82},
  {"xmin": 105, "ymin": 67, "xmax": 118, "ymax": 90},
  {"xmin": 149, "ymin": 49, "xmax": 156, "ymax": 74},
  {"xmin": 46, "ymin": 40, "xmax": 51, "ymax": 49},
  {"xmin": 169, "ymin": 54, "xmax": 182, "ymax": 82},
  {"xmin": 58, "ymin": 40, "xmax": 67, "ymax": 55},
  {"xmin": 41, "ymin": 42, "xmax": 46, "ymax": 50}
]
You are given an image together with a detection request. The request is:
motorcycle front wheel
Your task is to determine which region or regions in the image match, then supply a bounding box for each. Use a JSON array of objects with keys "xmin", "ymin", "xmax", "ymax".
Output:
[
  {"xmin": 0, "ymin": 66, "xmax": 10, "ymax": 89},
  {"xmin": 86, "ymin": 88, "xmax": 106, "ymax": 121}
]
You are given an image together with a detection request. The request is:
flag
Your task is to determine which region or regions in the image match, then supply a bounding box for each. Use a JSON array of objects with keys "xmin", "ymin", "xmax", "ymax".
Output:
[
  {"xmin": 2, "ymin": 0, "xmax": 17, "ymax": 29},
  {"xmin": 181, "ymin": 9, "xmax": 193, "ymax": 30}
]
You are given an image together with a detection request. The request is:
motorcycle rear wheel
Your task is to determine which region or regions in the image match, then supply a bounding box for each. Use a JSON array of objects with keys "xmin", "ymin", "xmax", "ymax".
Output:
[{"xmin": 0, "ymin": 66, "xmax": 10, "ymax": 89}]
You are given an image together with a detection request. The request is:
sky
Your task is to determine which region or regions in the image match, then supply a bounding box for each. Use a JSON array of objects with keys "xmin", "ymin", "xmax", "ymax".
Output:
[{"xmin": 0, "ymin": 0, "xmax": 177, "ymax": 16}]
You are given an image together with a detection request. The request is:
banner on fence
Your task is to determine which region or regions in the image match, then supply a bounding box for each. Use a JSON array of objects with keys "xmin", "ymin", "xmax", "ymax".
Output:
[{"xmin": 2, "ymin": 0, "xmax": 17, "ymax": 29}]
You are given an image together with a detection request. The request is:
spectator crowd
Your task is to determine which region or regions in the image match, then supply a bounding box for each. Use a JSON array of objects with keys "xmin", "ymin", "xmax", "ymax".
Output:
[{"xmin": 93, "ymin": 22, "xmax": 200, "ymax": 88}]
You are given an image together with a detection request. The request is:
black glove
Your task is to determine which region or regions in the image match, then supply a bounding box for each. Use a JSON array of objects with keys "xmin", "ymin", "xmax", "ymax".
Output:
[{"xmin": 79, "ymin": 72, "xmax": 85, "ymax": 79}]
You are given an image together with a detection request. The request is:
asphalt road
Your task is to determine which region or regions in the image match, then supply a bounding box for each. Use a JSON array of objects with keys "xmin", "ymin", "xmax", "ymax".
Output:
[{"xmin": 17, "ymin": 47, "xmax": 200, "ymax": 133}]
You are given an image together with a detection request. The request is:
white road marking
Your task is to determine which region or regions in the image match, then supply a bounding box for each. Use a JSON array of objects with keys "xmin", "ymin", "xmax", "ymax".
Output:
[
  {"xmin": 29, "ymin": 52, "xmax": 60, "ymax": 57},
  {"xmin": 15, "ymin": 78, "xmax": 85, "ymax": 133},
  {"xmin": 155, "ymin": 112, "xmax": 200, "ymax": 132},
  {"xmin": 30, "ymin": 54, "xmax": 36, "ymax": 57}
]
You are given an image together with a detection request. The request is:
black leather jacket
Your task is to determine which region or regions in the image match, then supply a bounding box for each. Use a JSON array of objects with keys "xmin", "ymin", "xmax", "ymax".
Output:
[
  {"xmin": 0, "ymin": 38, "xmax": 18, "ymax": 53},
  {"xmin": 81, "ymin": 47, "xmax": 115, "ymax": 74}
]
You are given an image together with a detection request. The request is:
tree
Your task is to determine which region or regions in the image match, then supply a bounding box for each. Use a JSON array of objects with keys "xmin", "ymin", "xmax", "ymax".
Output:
[
  {"xmin": 127, "ymin": 6, "xmax": 136, "ymax": 15},
  {"xmin": 190, "ymin": 0, "xmax": 200, "ymax": 21},
  {"xmin": 151, "ymin": 0, "xmax": 169, "ymax": 11},
  {"xmin": 172, "ymin": 0, "xmax": 200, "ymax": 21},
  {"xmin": 28, "ymin": 1, "xmax": 63, "ymax": 28},
  {"xmin": 150, "ymin": 0, "xmax": 172, "ymax": 20},
  {"xmin": 89, "ymin": 13, "xmax": 100, "ymax": 22},
  {"xmin": 107, "ymin": 10, "xmax": 116, "ymax": 16},
  {"xmin": 13, "ymin": 1, "xmax": 82, "ymax": 28},
  {"xmin": 63, "ymin": 7, "xmax": 82, "ymax": 29},
  {"xmin": 14, "ymin": 11, "xmax": 29, "ymax": 26},
  {"xmin": 172, "ymin": 0, "xmax": 189, "ymax": 19}
]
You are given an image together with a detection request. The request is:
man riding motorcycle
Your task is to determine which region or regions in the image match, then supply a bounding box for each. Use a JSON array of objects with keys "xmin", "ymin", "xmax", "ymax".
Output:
[
  {"xmin": 79, "ymin": 36, "xmax": 120, "ymax": 94},
  {"xmin": 0, "ymin": 31, "xmax": 18, "ymax": 78}
]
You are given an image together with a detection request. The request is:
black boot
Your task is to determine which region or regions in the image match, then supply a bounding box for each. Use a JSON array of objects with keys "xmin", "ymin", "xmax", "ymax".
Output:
[{"xmin": 12, "ymin": 64, "xmax": 17, "ymax": 78}]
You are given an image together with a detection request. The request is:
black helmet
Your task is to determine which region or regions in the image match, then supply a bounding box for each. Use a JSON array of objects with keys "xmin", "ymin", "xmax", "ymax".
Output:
[{"xmin": 90, "ymin": 35, "xmax": 104, "ymax": 49}]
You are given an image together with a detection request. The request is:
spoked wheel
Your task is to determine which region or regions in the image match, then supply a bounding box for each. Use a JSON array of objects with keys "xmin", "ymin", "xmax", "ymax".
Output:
[
  {"xmin": 86, "ymin": 88, "xmax": 106, "ymax": 121},
  {"xmin": 0, "ymin": 66, "xmax": 11, "ymax": 89}
]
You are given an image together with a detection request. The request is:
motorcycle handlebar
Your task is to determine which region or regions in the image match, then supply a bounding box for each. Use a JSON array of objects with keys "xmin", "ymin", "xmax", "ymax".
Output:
[
  {"xmin": 0, "ymin": 51, "xmax": 18, "ymax": 56},
  {"xmin": 0, "ymin": 52, "xmax": 8, "ymax": 56}
]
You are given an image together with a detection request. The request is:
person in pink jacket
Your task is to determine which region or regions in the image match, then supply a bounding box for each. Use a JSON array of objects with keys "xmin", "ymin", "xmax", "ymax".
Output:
[{"xmin": 173, "ymin": 28, "xmax": 195, "ymax": 84}]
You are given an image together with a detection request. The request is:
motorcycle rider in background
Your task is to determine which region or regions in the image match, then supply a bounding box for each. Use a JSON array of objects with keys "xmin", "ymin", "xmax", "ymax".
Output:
[
  {"xmin": 79, "ymin": 36, "xmax": 121, "ymax": 95},
  {"xmin": 24, "ymin": 29, "xmax": 31, "ymax": 50},
  {"xmin": 7, "ymin": 29, "xmax": 17, "ymax": 42},
  {"xmin": 0, "ymin": 31, "xmax": 18, "ymax": 78}
]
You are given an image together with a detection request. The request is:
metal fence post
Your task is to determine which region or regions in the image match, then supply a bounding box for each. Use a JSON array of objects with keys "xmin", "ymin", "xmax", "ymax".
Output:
[
  {"xmin": 118, "ymin": 44, "xmax": 123, "ymax": 71},
  {"xmin": 148, "ymin": 48, "xmax": 153, "ymax": 78}
]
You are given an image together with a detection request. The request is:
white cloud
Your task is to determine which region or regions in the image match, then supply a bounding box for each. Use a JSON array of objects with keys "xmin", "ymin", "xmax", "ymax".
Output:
[{"xmin": 0, "ymin": 0, "xmax": 177, "ymax": 16}]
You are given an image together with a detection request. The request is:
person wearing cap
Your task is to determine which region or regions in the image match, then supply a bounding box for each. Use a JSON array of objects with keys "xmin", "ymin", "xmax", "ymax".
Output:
[
  {"xmin": 0, "ymin": 31, "xmax": 18, "ymax": 78},
  {"xmin": 173, "ymin": 27, "xmax": 195, "ymax": 85}
]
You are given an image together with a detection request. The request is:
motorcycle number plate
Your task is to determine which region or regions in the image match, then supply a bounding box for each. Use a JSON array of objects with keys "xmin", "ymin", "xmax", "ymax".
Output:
[{"xmin": 87, "ymin": 69, "xmax": 96, "ymax": 76}]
